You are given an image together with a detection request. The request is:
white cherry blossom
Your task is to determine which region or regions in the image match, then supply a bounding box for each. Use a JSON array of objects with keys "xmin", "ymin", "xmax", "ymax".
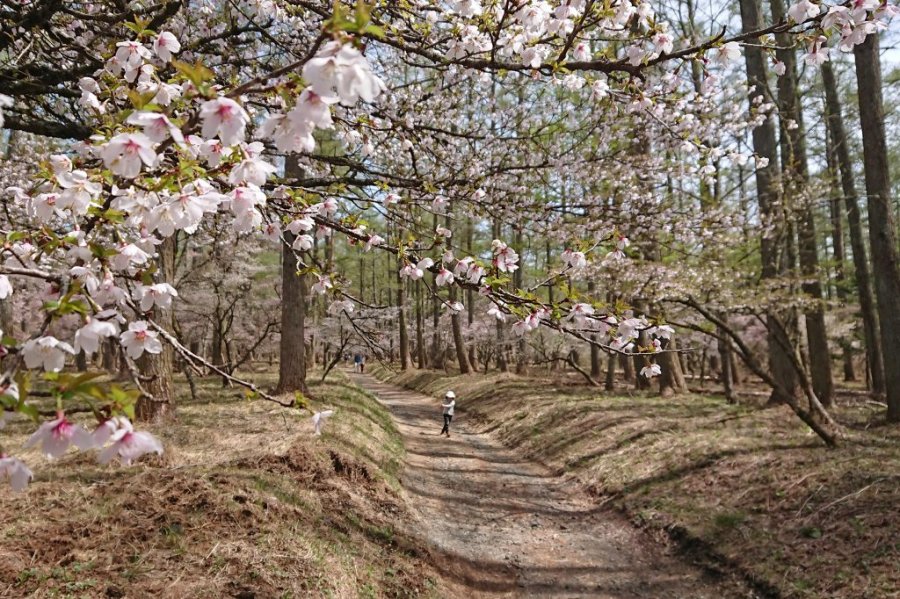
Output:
[
  {"xmin": 153, "ymin": 31, "xmax": 181, "ymax": 62},
  {"xmin": 120, "ymin": 321, "xmax": 163, "ymax": 359},
  {"xmin": 22, "ymin": 337, "xmax": 75, "ymax": 372},
  {"xmin": 98, "ymin": 418, "xmax": 163, "ymax": 465},
  {"xmin": 0, "ymin": 455, "xmax": 32, "ymax": 492}
]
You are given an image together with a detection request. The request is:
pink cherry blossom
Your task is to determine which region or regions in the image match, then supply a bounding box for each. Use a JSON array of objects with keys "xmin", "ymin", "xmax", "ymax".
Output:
[
  {"xmin": 120, "ymin": 321, "xmax": 163, "ymax": 359},
  {"xmin": 74, "ymin": 319, "xmax": 120, "ymax": 357},
  {"xmin": 436, "ymin": 268, "xmax": 455, "ymax": 286},
  {"xmin": 134, "ymin": 283, "xmax": 179, "ymax": 312},
  {"xmin": 561, "ymin": 249, "xmax": 587, "ymax": 269},
  {"xmin": 98, "ymin": 418, "xmax": 163, "ymax": 465},
  {"xmin": 25, "ymin": 414, "xmax": 94, "ymax": 459},
  {"xmin": 100, "ymin": 133, "xmax": 157, "ymax": 178},
  {"xmin": 492, "ymin": 240, "xmax": 520, "ymax": 273},
  {"xmin": 640, "ymin": 364, "xmax": 662, "ymax": 378},
  {"xmin": 311, "ymin": 275, "xmax": 333, "ymax": 295},
  {"xmin": 200, "ymin": 98, "xmax": 250, "ymax": 146},
  {"xmin": 126, "ymin": 111, "xmax": 185, "ymax": 145},
  {"xmin": 22, "ymin": 337, "xmax": 75, "ymax": 372},
  {"xmin": 292, "ymin": 234, "xmax": 314, "ymax": 251},
  {"xmin": 114, "ymin": 40, "xmax": 151, "ymax": 70},
  {"xmin": 787, "ymin": 0, "xmax": 820, "ymax": 23},
  {"xmin": 153, "ymin": 31, "xmax": 181, "ymax": 62}
]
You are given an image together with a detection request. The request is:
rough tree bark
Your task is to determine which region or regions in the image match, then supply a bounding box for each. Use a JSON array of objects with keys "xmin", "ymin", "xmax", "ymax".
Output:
[
  {"xmin": 136, "ymin": 235, "xmax": 177, "ymax": 422},
  {"xmin": 397, "ymin": 264, "xmax": 411, "ymax": 370},
  {"xmin": 449, "ymin": 283, "xmax": 473, "ymax": 374},
  {"xmin": 854, "ymin": 34, "xmax": 900, "ymax": 422},
  {"xmin": 0, "ymin": 298, "xmax": 12, "ymax": 340},
  {"xmin": 430, "ymin": 214, "xmax": 441, "ymax": 367},
  {"xmin": 588, "ymin": 281, "xmax": 601, "ymax": 379},
  {"xmin": 493, "ymin": 218, "xmax": 509, "ymax": 373},
  {"xmin": 467, "ymin": 217, "xmax": 477, "ymax": 368},
  {"xmin": 446, "ymin": 214, "xmax": 472, "ymax": 374},
  {"xmin": 718, "ymin": 327, "xmax": 737, "ymax": 403},
  {"xmin": 821, "ymin": 61, "xmax": 883, "ymax": 394},
  {"xmin": 415, "ymin": 279, "xmax": 426, "ymax": 368},
  {"xmin": 658, "ymin": 336, "xmax": 688, "ymax": 397},
  {"xmin": 275, "ymin": 230, "xmax": 309, "ymax": 396},
  {"xmin": 824, "ymin": 124, "xmax": 855, "ymax": 382},
  {"xmin": 605, "ymin": 352, "xmax": 616, "ymax": 391},
  {"xmin": 739, "ymin": 0, "xmax": 800, "ymax": 405},
  {"xmin": 513, "ymin": 225, "xmax": 527, "ymax": 374},
  {"xmin": 770, "ymin": 0, "xmax": 834, "ymax": 406}
]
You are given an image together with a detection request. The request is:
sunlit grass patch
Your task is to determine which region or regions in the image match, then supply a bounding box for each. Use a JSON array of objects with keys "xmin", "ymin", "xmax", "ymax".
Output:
[{"xmin": 0, "ymin": 368, "xmax": 440, "ymax": 597}]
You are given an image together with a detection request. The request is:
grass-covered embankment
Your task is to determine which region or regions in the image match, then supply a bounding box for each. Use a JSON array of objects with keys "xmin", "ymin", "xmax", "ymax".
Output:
[
  {"xmin": 375, "ymin": 366, "xmax": 899, "ymax": 599},
  {"xmin": 0, "ymin": 370, "xmax": 441, "ymax": 598}
]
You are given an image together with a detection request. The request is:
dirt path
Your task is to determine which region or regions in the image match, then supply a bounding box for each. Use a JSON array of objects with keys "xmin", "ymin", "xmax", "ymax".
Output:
[{"xmin": 351, "ymin": 373, "xmax": 746, "ymax": 598}]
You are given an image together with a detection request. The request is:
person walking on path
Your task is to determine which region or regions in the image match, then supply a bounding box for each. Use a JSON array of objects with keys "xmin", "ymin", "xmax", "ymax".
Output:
[
  {"xmin": 440, "ymin": 391, "xmax": 455, "ymax": 437},
  {"xmin": 360, "ymin": 353, "xmax": 366, "ymax": 374},
  {"xmin": 353, "ymin": 353, "xmax": 362, "ymax": 373}
]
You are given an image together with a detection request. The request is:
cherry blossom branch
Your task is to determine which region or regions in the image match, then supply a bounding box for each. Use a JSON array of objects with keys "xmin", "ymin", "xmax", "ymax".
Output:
[
  {"xmin": 143, "ymin": 318, "xmax": 299, "ymax": 409},
  {"xmin": 0, "ymin": 266, "xmax": 61, "ymax": 282}
]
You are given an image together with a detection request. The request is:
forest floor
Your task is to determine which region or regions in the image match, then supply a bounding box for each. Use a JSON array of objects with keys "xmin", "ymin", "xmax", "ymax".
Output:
[
  {"xmin": 350, "ymin": 372, "xmax": 749, "ymax": 598},
  {"xmin": 0, "ymin": 371, "xmax": 455, "ymax": 598},
  {"xmin": 373, "ymin": 366, "xmax": 900, "ymax": 599}
]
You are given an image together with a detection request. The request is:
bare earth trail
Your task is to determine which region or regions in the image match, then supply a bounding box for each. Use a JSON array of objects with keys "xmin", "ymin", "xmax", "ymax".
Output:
[{"xmin": 350, "ymin": 373, "xmax": 746, "ymax": 598}]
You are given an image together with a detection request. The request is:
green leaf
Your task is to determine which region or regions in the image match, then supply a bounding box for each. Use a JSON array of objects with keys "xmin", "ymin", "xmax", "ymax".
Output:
[
  {"xmin": 126, "ymin": 89, "xmax": 157, "ymax": 110},
  {"xmin": 363, "ymin": 24, "xmax": 385, "ymax": 38},
  {"xmin": 172, "ymin": 60, "xmax": 215, "ymax": 87},
  {"xmin": 16, "ymin": 402, "xmax": 40, "ymax": 422}
]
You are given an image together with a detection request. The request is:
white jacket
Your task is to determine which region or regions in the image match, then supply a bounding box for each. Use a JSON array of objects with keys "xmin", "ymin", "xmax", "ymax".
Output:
[{"xmin": 442, "ymin": 400, "xmax": 455, "ymax": 416}]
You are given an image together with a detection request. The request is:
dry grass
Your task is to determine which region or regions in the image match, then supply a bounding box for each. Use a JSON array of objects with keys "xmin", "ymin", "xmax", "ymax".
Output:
[
  {"xmin": 376, "ymin": 366, "xmax": 900, "ymax": 599},
  {"xmin": 0, "ymin": 370, "xmax": 441, "ymax": 598}
]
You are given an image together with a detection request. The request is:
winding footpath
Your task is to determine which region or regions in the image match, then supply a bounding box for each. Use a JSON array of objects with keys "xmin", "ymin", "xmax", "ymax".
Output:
[{"xmin": 351, "ymin": 373, "xmax": 747, "ymax": 598}]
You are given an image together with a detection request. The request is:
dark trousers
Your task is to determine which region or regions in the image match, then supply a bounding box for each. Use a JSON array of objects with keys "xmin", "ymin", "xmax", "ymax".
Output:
[{"xmin": 441, "ymin": 414, "xmax": 452, "ymax": 435}]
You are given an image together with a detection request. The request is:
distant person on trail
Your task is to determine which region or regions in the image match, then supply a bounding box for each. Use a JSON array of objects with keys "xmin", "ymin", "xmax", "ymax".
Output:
[
  {"xmin": 440, "ymin": 391, "xmax": 455, "ymax": 437},
  {"xmin": 360, "ymin": 354, "xmax": 366, "ymax": 373},
  {"xmin": 353, "ymin": 353, "xmax": 362, "ymax": 373}
]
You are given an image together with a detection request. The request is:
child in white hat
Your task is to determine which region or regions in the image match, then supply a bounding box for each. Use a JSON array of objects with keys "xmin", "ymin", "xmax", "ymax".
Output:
[{"xmin": 440, "ymin": 391, "xmax": 455, "ymax": 437}]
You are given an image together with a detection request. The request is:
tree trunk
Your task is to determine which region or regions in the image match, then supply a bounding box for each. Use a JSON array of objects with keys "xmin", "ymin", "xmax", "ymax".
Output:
[
  {"xmin": 825, "ymin": 118, "xmax": 856, "ymax": 382},
  {"xmin": 719, "ymin": 334, "xmax": 736, "ymax": 403},
  {"xmin": 620, "ymin": 353, "xmax": 634, "ymax": 382},
  {"xmin": 605, "ymin": 351, "xmax": 616, "ymax": 391},
  {"xmin": 493, "ymin": 218, "xmax": 509, "ymax": 373},
  {"xmin": 513, "ymin": 225, "xmax": 527, "ymax": 374},
  {"xmin": 101, "ymin": 338, "xmax": 117, "ymax": 373},
  {"xmin": 275, "ymin": 231, "xmax": 308, "ymax": 395},
  {"xmin": 467, "ymin": 217, "xmax": 477, "ymax": 368},
  {"xmin": 589, "ymin": 282, "xmax": 601, "ymax": 379},
  {"xmin": 449, "ymin": 284, "xmax": 472, "ymax": 374},
  {"xmin": 632, "ymin": 301, "xmax": 651, "ymax": 390},
  {"xmin": 0, "ymin": 298, "xmax": 11, "ymax": 337},
  {"xmin": 658, "ymin": 336, "xmax": 688, "ymax": 396},
  {"xmin": 854, "ymin": 33, "xmax": 900, "ymax": 422},
  {"xmin": 415, "ymin": 279, "xmax": 426, "ymax": 368},
  {"xmin": 822, "ymin": 61, "xmax": 883, "ymax": 393},
  {"xmin": 430, "ymin": 215, "xmax": 441, "ymax": 367},
  {"xmin": 136, "ymin": 235, "xmax": 177, "ymax": 422},
  {"xmin": 739, "ymin": 0, "xmax": 800, "ymax": 405},
  {"xmin": 397, "ymin": 265, "xmax": 411, "ymax": 370},
  {"xmin": 770, "ymin": 0, "xmax": 833, "ymax": 406}
]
